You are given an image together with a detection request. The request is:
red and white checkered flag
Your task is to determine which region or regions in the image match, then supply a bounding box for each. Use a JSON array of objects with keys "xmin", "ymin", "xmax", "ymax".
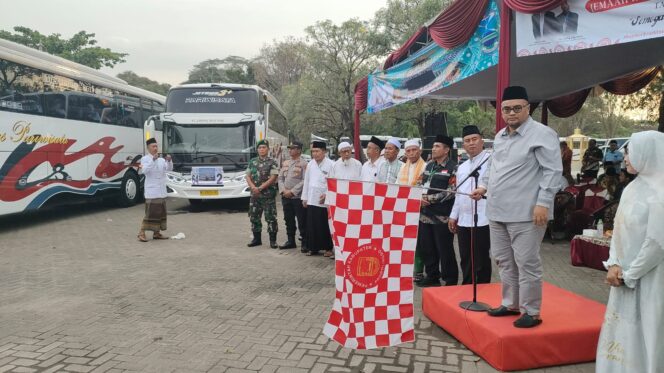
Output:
[{"xmin": 323, "ymin": 179, "xmax": 422, "ymax": 349}]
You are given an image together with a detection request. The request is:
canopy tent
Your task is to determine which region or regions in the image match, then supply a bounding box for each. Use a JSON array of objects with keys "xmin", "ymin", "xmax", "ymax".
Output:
[{"xmin": 352, "ymin": 0, "xmax": 664, "ymax": 158}]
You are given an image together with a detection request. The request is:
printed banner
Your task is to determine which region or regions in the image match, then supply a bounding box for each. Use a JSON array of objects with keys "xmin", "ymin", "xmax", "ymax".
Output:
[
  {"xmin": 323, "ymin": 179, "xmax": 422, "ymax": 349},
  {"xmin": 367, "ymin": 0, "xmax": 499, "ymax": 114},
  {"xmin": 515, "ymin": 0, "xmax": 664, "ymax": 57},
  {"xmin": 191, "ymin": 166, "xmax": 223, "ymax": 186}
]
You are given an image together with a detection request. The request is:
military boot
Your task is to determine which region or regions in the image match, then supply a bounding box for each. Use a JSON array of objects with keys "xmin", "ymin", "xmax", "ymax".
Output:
[
  {"xmin": 247, "ymin": 232, "xmax": 262, "ymax": 247},
  {"xmin": 269, "ymin": 232, "xmax": 278, "ymax": 249}
]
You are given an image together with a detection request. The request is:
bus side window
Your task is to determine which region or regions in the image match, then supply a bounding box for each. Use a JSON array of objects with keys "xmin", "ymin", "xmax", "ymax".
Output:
[
  {"xmin": 0, "ymin": 60, "xmax": 45, "ymax": 115},
  {"xmin": 117, "ymin": 95, "xmax": 142, "ymax": 128},
  {"xmin": 43, "ymin": 93, "xmax": 66, "ymax": 118},
  {"xmin": 68, "ymin": 94, "xmax": 104, "ymax": 123},
  {"xmin": 100, "ymin": 96, "xmax": 118, "ymax": 125}
]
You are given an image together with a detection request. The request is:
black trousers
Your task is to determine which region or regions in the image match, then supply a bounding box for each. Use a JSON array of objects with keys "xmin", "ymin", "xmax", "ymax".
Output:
[
  {"xmin": 420, "ymin": 222, "xmax": 458, "ymax": 285},
  {"xmin": 282, "ymin": 197, "xmax": 306, "ymax": 246},
  {"xmin": 457, "ymin": 225, "xmax": 492, "ymax": 285},
  {"xmin": 306, "ymin": 205, "xmax": 333, "ymax": 253}
]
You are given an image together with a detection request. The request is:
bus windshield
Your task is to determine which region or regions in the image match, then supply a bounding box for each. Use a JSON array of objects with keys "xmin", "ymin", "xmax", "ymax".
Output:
[
  {"xmin": 166, "ymin": 88, "xmax": 259, "ymax": 114},
  {"xmin": 164, "ymin": 122, "xmax": 254, "ymax": 171}
]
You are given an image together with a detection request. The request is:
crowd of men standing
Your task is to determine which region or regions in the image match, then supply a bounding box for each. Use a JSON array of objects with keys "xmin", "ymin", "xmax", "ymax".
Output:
[
  {"xmin": 243, "ymin": 123, "xmax": 495, "ymax": 291},
  {"xmin": 242, "ymin": 85, "xmax": 563, "ymax": 329},
  {"xmin": 138, "ymin": 86, "xmax": 562, "ymax": 330}
]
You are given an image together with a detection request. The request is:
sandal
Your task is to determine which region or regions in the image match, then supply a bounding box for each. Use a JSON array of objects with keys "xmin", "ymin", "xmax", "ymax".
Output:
[
  {"xmin": 137, "ymin": 233, "xmax": 148, "ymax": 242},
  {"xmin": 323, "ymin": 250, "xmax": 333, "ymax": 257},
  {"xmin": 306, "ymin": 251, "xmax": 320, "ymax": 256},
  {"xmin": 153, "ymin": 232, "xmax": 169, "ymax": 240}
]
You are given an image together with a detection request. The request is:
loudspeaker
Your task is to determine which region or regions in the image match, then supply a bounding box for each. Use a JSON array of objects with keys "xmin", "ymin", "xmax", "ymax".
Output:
[{"xmin": 422, "ymin": 112, "xmax": 448, "ymax": 160}]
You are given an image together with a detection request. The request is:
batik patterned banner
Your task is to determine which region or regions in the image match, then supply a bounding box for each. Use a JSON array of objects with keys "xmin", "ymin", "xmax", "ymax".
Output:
[{"xmin": 367, "ymin": 0, "xmax": 499, "ymax": 114}]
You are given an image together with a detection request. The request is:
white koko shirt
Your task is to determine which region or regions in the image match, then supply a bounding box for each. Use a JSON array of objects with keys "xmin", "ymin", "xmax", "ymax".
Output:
[{"xmin": 140, "ymin": 155, "xmax": 173, "ymax": 199}]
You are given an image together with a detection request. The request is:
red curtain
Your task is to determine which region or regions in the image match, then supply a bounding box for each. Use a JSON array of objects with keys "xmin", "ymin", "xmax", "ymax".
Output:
[
  {"xmin": 383, "ymin": 27, "xmax": 428, "ymax": 70},
  {"xmin": 548, "ymin": 88, "xmax": 592, "ymax": 118},
  {"xmin": 353, "ymin": 78, "xmax": 369, "ymax": 160},
  {"xmin": 495, "ymin": 1, "xmax": 512, "ymax": 132},
  {"xmin": 429, "ymin": 0, "xmax": 490, "ymax": 49},
  {"xmin": 504, "ymin": 0, "xmax": 563, "ymax": 13},
  {"xmin": 354, "ymin": 77, "xmax": 368, "ymax": 112},
  {"xmin": 600, "ymin": 66, "xmax": 662, "ymax": 95}
]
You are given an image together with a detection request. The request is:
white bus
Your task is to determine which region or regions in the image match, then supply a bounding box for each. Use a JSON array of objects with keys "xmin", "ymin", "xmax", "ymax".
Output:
[
  {"xmin": 0, "ymin": 39, "xmax": 165, "ymax": 216},
  {"xmin": 158, "ymin": 83, "xmax": 288, "ymax": 203}
]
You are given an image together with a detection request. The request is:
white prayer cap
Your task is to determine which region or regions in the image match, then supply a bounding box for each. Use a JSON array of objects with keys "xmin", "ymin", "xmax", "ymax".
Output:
[
  {"xmin": 387, "ymin": 137, "xmax": 401, "ymax": 149},
  {"xmin": 338, "ymin": 141, "xmax": 352, "ymax": 151},
  {"xmin": 404, "ymin": 138, "xmax": 421, "ymax": 149}
]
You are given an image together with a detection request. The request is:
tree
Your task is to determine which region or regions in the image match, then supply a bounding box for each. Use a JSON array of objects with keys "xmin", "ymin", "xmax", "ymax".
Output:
[
  {"xmin": 620, "ymin": 70, "xmax": 664, "ymax": 133},
  {"xmin": 280, "ymin": 19, "xmax": 389, "ymax": 143},
  {"xmin": 0, "ymin": 26, "xmax": 127, "ymax": 69},
  {"xmin": 117, "ymin": 71, "xmax": 171, "ymax": 96},
  {"xmin": 253, "ymin": 37, "xmax": 310, "ymax": 95},
  {"xmin": 373, "ymin": 0, "xmax": 452, "ymax": 47},
  {"xmin": 537, "ymin": 92, "xmax": 643, "ymax": 138},
  {"xmin": 185, "ymin": 56, "xmax": 255, "ymax": 84}
]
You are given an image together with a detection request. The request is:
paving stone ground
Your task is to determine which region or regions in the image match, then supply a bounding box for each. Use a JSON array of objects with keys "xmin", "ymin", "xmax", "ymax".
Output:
[{"xmin": 0, "ymin": 198, "xmax": 608, "ymax": 373}]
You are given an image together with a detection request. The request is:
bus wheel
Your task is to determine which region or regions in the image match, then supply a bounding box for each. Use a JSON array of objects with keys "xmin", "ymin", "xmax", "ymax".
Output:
[{"xmin": 118, "ymin": 171, "xmax": 140, "ymax": 207}]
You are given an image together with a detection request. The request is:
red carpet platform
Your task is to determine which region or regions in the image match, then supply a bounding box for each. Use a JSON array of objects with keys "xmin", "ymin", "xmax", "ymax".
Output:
[{"xmin": 422, "ymin": 282, "xmax": 605, "ymax": 371}]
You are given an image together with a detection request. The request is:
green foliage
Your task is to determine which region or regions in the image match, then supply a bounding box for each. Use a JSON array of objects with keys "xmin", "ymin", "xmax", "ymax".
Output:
[
  {"xmin": 117, "ymin": 71, "xmax": 171, "ymax": 96},
  {"xmin": 532, "ymin": 92, "xmax": 649, "ymax": 138},
  {"xmin": 373, "ymin": 0, "xmax": 452, "ymax": 47},
  {"xmin": 253, "ymin": 37, "xmax": 310, "ymax": 94},
  {"xmin": 0, "ymin": 26, "xmax": 127, "ymax": 69},
  {"xmin": 618, "ymin": 70, "xmax": 663, "ymax": 132},
  {"xmin": 277, "ymin": 19, "xmax": 389, "ymax": 143},
  {"xmin": 185, "ymin": 56, "xmax": 255, "ymax": 85}
]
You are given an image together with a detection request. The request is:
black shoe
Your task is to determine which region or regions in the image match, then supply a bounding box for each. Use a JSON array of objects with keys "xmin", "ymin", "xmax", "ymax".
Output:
[
  {"xmin": 415, "ymin": 277, "xmax": 440, "ymax": 288},
  {"xmin": 269, "ymin": 233, "xmax": 278, "ymax": 249},
  {"xmin": 487, "ymin": 305, "xmax": 520, "ymax": 317},
  {"xmin": 413, "ymin": 273, "xmax": 424, "ymax": 283},
  {"xmin": 514, "ymin": 314, "xmax": 542, "ymax": 328},
  {"xmin": 247, "ymin": 232, "xmax": 262, "ymax": 247},
  {"xmin": 279, "ymin": 237, "xmax": 296, "ymax": 250}
]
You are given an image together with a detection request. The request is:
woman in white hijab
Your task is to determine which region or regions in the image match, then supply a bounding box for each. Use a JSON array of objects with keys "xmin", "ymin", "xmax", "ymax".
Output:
[{"xmin": 596, "ymin": 131, "xmax": 664, "ymax": 373}]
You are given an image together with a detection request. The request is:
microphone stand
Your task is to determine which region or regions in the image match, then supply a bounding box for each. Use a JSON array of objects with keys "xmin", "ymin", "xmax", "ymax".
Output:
[{"xmin": 459, "ymin": 153, "xmax": 491, "ymax": 312}]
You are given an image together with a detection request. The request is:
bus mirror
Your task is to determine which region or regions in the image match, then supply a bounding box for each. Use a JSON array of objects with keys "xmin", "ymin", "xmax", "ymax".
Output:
[{"xmin": 155, "ymin": 119, "xmax": 163, "ymax": 131}]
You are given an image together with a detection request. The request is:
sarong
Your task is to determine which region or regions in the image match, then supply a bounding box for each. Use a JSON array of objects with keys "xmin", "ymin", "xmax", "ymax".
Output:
[{"xmin": 141, "ymin": 198, "xmax": 167, "ymax": 232}]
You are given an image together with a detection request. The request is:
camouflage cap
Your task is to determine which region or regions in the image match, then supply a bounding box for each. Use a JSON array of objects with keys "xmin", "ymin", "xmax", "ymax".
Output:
[{"xmin": 256, "ymin": 139, "xmax": 270, "ymax": 148}]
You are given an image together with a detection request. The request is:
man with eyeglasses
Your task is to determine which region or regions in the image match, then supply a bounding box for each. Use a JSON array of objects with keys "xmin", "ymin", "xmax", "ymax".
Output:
[{"xmin": 471, "ymin": 86, "xmax": 561, "ymax": 328}]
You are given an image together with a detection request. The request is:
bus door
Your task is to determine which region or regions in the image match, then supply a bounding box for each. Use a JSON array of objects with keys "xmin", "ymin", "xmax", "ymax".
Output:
[{"xmin": 143, "ymin": 115, "xmax": 163, "ymax": 152}]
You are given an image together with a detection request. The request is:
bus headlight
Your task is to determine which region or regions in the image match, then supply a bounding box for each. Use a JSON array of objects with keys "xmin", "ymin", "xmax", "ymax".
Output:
[
  {"xmin": 232, "ymin": 173, "xmax": 247, "ymax": 183},
  {"xmin": 167, "ymin": 173, "xmax": 185, "ymax": 184}
]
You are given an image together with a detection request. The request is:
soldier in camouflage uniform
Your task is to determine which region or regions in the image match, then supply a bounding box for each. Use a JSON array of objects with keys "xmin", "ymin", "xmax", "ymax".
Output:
[{"xmin": 246, "ymin": 140, "xmax": 279, "ymax": 248}]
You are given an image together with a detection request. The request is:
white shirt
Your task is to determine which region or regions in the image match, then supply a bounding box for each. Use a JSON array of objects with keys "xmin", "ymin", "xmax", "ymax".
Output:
[
  {"xmin": 140, "ymin": 155, "xmax": 173, "ymax": 199},
  {"xmin": 450, "ymin": 150, "xmax": 490, "ymax": 227},
  {"xmin": 361, "ymin": 157, "xmax": 385, "ymax": 182},
  {"xmin": 329, "ymin": 158, "xmax": 362, "ymax": 180},
  {"xmin": 302, "ymin": 157, "xmax": 334, "ymax": 208}
]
